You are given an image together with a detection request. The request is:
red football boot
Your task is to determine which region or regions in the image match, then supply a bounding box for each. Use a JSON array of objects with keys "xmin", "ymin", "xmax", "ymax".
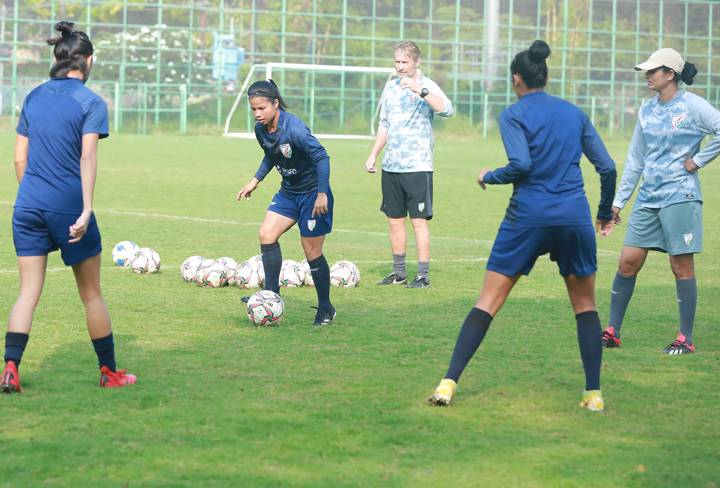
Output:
[
  {"xmin": 1, "ymin": 361, "xmax": 22, "ymax": 393},
  {"xmin": 99, "ymin": 366, "xmax": 137, "ymax": 388}
]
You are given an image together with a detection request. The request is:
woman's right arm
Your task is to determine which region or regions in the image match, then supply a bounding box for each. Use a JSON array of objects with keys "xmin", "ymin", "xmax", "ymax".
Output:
[
  {"xmin": 14, "ymin": 135, "xmax": 29, "ymax": 183},
  {"xmin": 612, "ymin": 120, "xmax": 646, "ymax": 211}
]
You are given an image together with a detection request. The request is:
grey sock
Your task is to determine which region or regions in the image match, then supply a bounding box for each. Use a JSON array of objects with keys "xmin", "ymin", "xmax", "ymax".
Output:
[
  {"xmin": 393, "ymin": 254, "xmax": 406, "ymax": 278},
  {"xmin": 608, "ymin": 272, "xmax": 636, "ymax": 337},
  {"xmin": 676, "ymin": 278, "xmax": 697, "ymax": 343},
  {"xmin": 417, "ymin": 261, "xmax": 430, "ymax": 279}
]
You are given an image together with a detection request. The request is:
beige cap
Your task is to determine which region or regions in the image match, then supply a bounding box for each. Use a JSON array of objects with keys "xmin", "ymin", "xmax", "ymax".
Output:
[{"xmin": 634, "ymin": 48, "xmax": 684, "ymax": 73}]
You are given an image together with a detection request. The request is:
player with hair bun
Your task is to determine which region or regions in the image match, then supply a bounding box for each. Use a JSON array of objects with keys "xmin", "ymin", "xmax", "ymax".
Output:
[
  {"xmin": 602, "ymin": 48, "xmax": 720, "ymax": 355},
  {"xmin": 2, "ymin": 21, "xmax": 136, "ymax": 393},
  {"xmin": 428, "ymin": 40, "xmax": 617, "ymax": 412},
  {"xmin": 237, "ymin": 80, "xmax": 336, "ymax": 326}
]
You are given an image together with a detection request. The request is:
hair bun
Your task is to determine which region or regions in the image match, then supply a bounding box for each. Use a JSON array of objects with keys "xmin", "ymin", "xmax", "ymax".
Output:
[
  {"xmin": 528, "ymin": 40, "xmax": 551, "ymax": 62},
  {"xmin": 54, "ymin": 21, "xmax": 75, "ymax": 37}
]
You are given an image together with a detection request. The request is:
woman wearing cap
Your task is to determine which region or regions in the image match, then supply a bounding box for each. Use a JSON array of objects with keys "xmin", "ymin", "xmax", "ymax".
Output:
[
  {"xmin": 2, "ymin": 21, "xmax": 136, "ymax": 393},
  {"xmin": 428, "ymin": 40, "xmax": 616, "ymax": 412},
  {"xmin": 236, "ymin": 80, "xmax": 336, "ymax": 326},
  {"xmin": 602, "ymin": 48, "xmax": 720, "ymax": 354}
]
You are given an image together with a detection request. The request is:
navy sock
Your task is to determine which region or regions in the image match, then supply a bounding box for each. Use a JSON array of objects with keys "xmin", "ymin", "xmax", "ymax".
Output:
[
  {"xmin": 261, "ymin": 242, "xmax": 282, "ymax": 294},
  {"xmin": 576, "ymin": 311, "xmax": 602, "ymax": 391},
  {"xmin": 444, "ymin": 308, "xmax": 493, "ymax": 382},
  {"xmin": 92, "ymin": 333, "xmax": 116, "ymax": 372},
  {"xmin": 4, "ymin": 332, "xmax": 29, "ymax": 367},
  {"xmin": 309, "ymin": 255, "xmax": 332, "ymax": 309}
]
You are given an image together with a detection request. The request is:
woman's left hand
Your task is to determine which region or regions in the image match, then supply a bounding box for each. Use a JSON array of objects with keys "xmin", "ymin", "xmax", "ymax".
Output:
[
  {"xmin": 313, "ymin": 193, "xmax": 329, "ymax": 217},
  {"xmin": 69, "ymin": 211, "xmax": 91, "ymax": 243},
  {"xmin": 477, "ymin": 169, "xmax": 491, "ymax": 190},
  {"xmin": 684, "ymin": 158, "xmax": 699, "ymax": 173}
]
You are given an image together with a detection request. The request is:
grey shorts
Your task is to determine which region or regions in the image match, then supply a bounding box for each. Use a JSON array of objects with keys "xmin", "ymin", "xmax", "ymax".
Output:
[
  {"xmin": 624, "ymin": 201, "xmax": 703, "ymax": 255},
  {"xmin": 380, "ymin": 170, "xmax": 433, "ymax": 220}
]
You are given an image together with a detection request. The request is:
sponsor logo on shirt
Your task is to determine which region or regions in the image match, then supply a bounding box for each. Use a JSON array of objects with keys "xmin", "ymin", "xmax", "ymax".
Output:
[
  {"xmin": 279, "ymin": 143, "xmax": 293, "ymax": 158},
  {"xmin": 275, "ymin": 165, "xmax": 297, "ymax": 176}
]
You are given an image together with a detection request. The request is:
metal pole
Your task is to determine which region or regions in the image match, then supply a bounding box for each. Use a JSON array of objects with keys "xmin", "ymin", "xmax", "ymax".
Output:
[
  {"xmin": 180, "ymin": 84, "xmax": 188, "ymax": 134},
  {"xmin": 658, "ymin": 0, "xmax": 664, "ymax": 48},
  {"xmin": 399, "ymin": 0, "xmax": 405, "ymax": 40},
  {"xmin": 114, "ymin": 82, "xmax": 121, "ymax": 130},
  {"xmin": 452, "ymin": 0, "xmax": 461, "ymax": 105},
  {"xmin": 482, "ymin": 93, "xmax": 489, "ymax": 140},
  {"xmin": 608, "ymin": 0, "xmax": 617, "ymax": 134},
  {"xmin": 11, "ymin": 0, "xmax": 18, "ymax": 122},
  {"xmin": 587, "ymin": 0, "xmax": 594, "ymax": 110},
  {"xmin": 560, "ymin": 0, "xmax": 569, "ymax": 99},
  {"xmin": 505, "ymin": 0, "xmax": 514, "ymax": 106},
  {"xmin": 340, "ymin": 0, "xmax": 347, "ymax": 128},
  {"xmin": 708, "ymin": 3, "xmax": 713, "ymax": 95},
  {"xmin": 591, "ymin": 96, "xmax": 596, "ymax": 126},
  {"xmin": 155, "ymin": 0, "xmax": 163, "ymax": 126}
]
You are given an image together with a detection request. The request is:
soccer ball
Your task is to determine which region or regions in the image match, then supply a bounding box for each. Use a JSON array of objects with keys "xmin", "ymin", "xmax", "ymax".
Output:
[
  {"xmin": 112, "ymin": 241, "xmax": 139, "ymax": 267},
  {"xmin": 193, "ymin": 258, "xmax": 217, "ymax": 283},
  {"xmin": 330, "ymin": 260, "xmax": 360, "ymax": 288},
  {"xmin": 197, "ymin": 261, "xmax": 227, "ymax": 288},
  {"xmin": 246, "ymin": 290, "xmax": 284, "ymax": 326},
  {"xmin": 129, "ymin": 248, "xmax": 161, "ymax": 274},
  {"xmin": 217, "ymin": 257, "xmax": 239, "ymax": 287},
  {"xmin": 180, "ymin": 255, "xmax": 204, "ymax": 282},
  {"xmin": 247, "ymin": 255, "xmax": 265, "ymax": 287},
  {"xmin": 279, "ymin": 260, "xmax": 303, "ymax": 287},
  {"xmin": 300, "ymin": 259, "xmax": 314, "ymax": 287},
  {"xmin": 234, "ymin": 261, "xmax": 260, "ymax": 289}
]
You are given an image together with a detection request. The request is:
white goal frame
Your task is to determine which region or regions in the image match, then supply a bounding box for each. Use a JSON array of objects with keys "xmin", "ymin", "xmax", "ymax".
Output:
[{"xmin": 223, "ymin": 62, "xmax": 395, "ymax": 140}]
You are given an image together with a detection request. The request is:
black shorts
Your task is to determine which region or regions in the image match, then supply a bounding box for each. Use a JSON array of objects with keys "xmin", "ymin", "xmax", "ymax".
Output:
[{"xmin": 380, "ymin": 170, "xmax": 433, "ymax": 220}]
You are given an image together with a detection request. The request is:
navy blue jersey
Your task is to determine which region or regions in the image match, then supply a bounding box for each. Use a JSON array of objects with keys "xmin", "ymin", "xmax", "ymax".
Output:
[
  {"xmin": 483, "ymin": 91, "xmax": 616, "ymax": 226},
  {"xmin": 254, "ymin": 111, "xmax": 330, "ymax": 194},
  {"xmin": 15, "ymin": 77, "xmax": 109, "ymax": 214}
]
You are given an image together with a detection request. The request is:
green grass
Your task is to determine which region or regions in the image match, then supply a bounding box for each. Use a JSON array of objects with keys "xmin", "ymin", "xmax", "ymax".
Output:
[{"xmin": 0, "ymin": 132, "xmax": 718, "ymax": 487}]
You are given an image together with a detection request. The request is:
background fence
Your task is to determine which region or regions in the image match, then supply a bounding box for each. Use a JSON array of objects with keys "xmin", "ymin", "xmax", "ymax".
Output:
[{"xmin": 1, "ymin": 0, "xmax": 719, "ymax": 135}]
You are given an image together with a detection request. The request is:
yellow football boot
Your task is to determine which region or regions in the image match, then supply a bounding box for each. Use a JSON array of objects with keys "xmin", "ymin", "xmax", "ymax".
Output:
[
  {"xmin": 580, "ymin": 390, "xmax": 605, "ymax": 412},
  {"xmin": 428, "ymin": 379, "xmax": 457, "ymax": 406}
]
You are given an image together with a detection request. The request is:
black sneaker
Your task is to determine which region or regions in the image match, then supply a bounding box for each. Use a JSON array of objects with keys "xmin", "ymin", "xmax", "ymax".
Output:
[
  {"xmin": 376, "ymin": 273, "xmax": 407, "ymax": 285},
  {"xmin": 662, "ymin": 335, "xmax": 695, "ymax": 355},
  {"xmin": 406, "ymin": 275, "xmax": 430, "ymax": 288},
  {"xmin": 241, "ymin": 295, "xmax": 250, "ymax": 304},
  {"xmin": 312, "ymin": 305, "xmax": 336, "ymax": 326}
]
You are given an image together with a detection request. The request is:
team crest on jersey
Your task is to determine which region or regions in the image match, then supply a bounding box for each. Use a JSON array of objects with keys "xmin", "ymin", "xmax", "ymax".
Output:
[
  {"xmin": 683, "ymin": 233, "xmax": 694, "ymax": 246},
  {"xmin": 307, "ymin": 219, "xmax": 316, "ymax": 231},
  {"xmin": 671, "ymin": 114, "xmax": 688, "ymax": 129},
  {"xmin": 418, "ymin": 202, "xmax": 425, "ymax": 212},
  {"xmin": 279, "ymin": 143, "xmax": 292, "ymax": 158}
]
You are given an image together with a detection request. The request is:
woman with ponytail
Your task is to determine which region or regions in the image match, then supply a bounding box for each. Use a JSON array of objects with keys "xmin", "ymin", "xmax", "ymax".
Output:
[
  {"xmin": 236, "ymin": 80, "xmax": 336, "ymax": 326},
  {"xmin": 429, "ymin": 40, "xmax": 617, "ymax": 412},
  {"xmin": 1, "ymin": 22, "xmax": 136, "ymax": 393},
  {"xmin": 602, "ymin": 49, "xmax": 720, "ymax": 355}
]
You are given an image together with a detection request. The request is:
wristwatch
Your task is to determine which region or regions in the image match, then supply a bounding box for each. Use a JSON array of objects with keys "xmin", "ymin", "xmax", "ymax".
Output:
[{"xmin": 419, "ymin": 87, "xmax": 429, "ymax": 98}]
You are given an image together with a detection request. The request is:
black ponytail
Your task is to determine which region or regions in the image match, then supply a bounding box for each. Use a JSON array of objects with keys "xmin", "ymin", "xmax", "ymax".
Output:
[
  {"xmin": 247, "ymin": 79, "xmax": 288, "ymax": 110},
  {"xmin": 680, "ymin": 62, "xmax": 697, "ymax": 86},
  {"xmin": 46, "ymin": 21, "xmax": 94, "ymax": 79},
  {"xmin": 510, "ymin": 40, "xmax": 551, "ymax": 89}
]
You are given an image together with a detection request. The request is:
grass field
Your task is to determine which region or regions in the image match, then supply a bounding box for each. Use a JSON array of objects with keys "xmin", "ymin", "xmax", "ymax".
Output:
[{"xmin": 0, "ymin": 131, "xmax": 718, "ymax": 487}]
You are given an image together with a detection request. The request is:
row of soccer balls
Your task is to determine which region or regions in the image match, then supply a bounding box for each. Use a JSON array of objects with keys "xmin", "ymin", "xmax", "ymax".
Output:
[
  {"xmin": 180, "ymin": 255, "xmax": 361, "ymax": 289},
  {"xmin": 112, "ymin": 241, "xmax": 161, "ymax": 274}
]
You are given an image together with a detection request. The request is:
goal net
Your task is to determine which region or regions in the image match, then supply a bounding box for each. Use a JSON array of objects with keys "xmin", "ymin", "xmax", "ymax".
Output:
[{"xmin": 223, "ymin": 63, "xmax": 395, "ymax": 140}]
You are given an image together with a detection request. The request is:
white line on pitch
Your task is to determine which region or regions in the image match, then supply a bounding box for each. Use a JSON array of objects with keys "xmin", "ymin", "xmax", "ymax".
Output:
[{"xmin": 0, "ymin": 201, "xmax": 618, "ymax": 255}]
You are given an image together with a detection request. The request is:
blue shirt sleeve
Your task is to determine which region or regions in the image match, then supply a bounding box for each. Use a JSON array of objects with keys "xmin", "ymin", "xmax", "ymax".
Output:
[
  {"xmin": 581, "ymin": 116, "xmax": 617, "ymax": 220},
  {"xmin": 289, "ymin": 121, "xmax": 331, "ymax": 193},
  {"xmin": 687, "ymin": 95, "xmax": 720, "ymax": 168},
  {"xmin": 612, "ymin": 120, "xmax": 646, "ymax": 209},
  {"xmin": 16, "ymin": 97, "xmax": 30, "ymax": 136},
  {"xmin": 83, "ymin": 97, "xmax": 109, "ymax": 139},
  {"xmin": 253, "ymin": 128, "xmax": 274, "ymax": 181},
  {"xmin": 483, "ymin": 110, "xmax": 532, "ymax": 185}
]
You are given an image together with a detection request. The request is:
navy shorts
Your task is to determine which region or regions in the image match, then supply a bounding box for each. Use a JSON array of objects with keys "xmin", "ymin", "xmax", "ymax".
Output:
[
  {"xmin": 487, "ymin": 221, "xmax": 597, "ymax": 277},
  {"xmin": 12, "ymin": 207, "xmax": 102, "ymax": 266},
  {"xmin": 268, "ymin": 189, "xmax": 333, "ymax": 237}
]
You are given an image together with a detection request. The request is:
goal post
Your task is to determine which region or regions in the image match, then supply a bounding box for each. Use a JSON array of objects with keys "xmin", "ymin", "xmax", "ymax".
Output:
[{"xmin": 223, "ymin": 63, "xmax": 395, "ymax": 140}]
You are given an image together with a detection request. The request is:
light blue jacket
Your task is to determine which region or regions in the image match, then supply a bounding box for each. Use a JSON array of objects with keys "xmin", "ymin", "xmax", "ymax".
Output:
[{"xmin": 613, "ymin": 90, "xmax": 720, "ymax": 209}]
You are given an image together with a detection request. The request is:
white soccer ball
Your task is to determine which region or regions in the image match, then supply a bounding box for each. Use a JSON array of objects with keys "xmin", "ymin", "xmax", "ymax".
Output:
[
  {"xmin": 279, "ymin": 260, "xmax": 303, "ymax": 287},
  {"xmin": 181, "ymin": 255, "xmax": 204, "ymax": 282},
  {"xmin": 217, "ymin": 257, "xmax": 239, "ymax": 287},
  {"xmin": 197, "ymin": 261, "xmax": 227, "ymax": 288},
  {"xmin": 247, "ymin": 254, "xmax": 265, "ymax": 287},
  {"xmin": 194, "ymin": 258, "xmax": 217, "ymax": 284},
  {"xmin": 129, "ymin": 248, "xmax": 161, "ymax": 274},
  {"xmin": 330, "ymin": 260, "xmax": 360, "ymax": 288},
  {"xmin": 234, "ymin": 261, "xmax": 260, "ymax": 289},
  {"xmin": 300, "ymin": 259, "xmax": 314, "ymax": 287},
  {"xmin": 112, "ymin": 241, "xmax": 139, "ymax": 267},
  {"xmin": 246, "ymin": 290, "xmax": 284, "ymax": 326}
]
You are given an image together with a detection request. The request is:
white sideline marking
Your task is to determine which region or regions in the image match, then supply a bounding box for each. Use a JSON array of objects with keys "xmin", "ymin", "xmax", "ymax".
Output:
[{"xmin": 0, "ymin": 201, "xmax": 618, "ymax": 256}]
